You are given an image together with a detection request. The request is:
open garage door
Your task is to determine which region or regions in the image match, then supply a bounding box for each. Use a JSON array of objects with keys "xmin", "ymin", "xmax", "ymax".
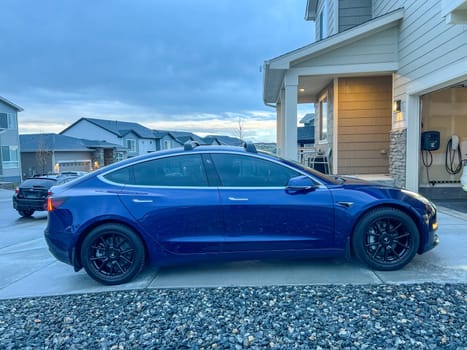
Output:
[{"xmin": 419, "ymin": 85, "xmax": 467, "ymax": 200}]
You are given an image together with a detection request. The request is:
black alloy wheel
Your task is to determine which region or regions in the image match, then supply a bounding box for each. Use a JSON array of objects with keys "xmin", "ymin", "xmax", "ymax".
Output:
[
  {"xmin": 352, "ymin": 208, "xmax": 420, "ymax": 271},
  {"xmin": 81, "ymin": 224, "xmax": 145, "ymax": 285}
]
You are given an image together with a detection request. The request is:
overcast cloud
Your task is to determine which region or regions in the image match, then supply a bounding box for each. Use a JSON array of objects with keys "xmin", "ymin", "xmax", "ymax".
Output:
[{"xmin": 1, "ymin": 0, "xmax": 314, "ymax": 142}]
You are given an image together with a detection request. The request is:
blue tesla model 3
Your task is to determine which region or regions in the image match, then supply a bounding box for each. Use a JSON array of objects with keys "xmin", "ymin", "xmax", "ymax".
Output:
[{"xmin": 45, "ymin": 142, "xmax": 438, "ymax": 285}]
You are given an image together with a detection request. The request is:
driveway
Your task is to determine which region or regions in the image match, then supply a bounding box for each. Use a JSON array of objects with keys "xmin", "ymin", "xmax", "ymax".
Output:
[{"xmin": 1, "ymin": 189, "xmax": 466, "ymax": 300}]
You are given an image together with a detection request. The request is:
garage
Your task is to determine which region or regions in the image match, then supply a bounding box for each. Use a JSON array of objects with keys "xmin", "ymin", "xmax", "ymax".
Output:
[
  {"xmin": 419, "ymin": 84, "xmax": 467, "ymax": 201},
  {"xmin": 57, "ymin": 160, "xmax": 91, "ymax": 173}
]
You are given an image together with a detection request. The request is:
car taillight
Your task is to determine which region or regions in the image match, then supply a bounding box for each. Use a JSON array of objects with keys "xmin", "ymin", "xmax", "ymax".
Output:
[
  {"xmin": 15, "ymin": 187, "xmax": 19, "ymax": 194},
  {"xmin": 47, "ymin": 193, "xmax": 66, "ymax": 211}
]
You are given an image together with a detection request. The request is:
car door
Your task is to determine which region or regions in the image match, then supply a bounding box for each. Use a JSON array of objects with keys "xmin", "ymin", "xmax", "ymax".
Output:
[
  {"xmin": 210, "ymin": 153, "xmax": 334, "ymax": 252},
  {"xmin": 110, "ymin": 154, "xmax": 224, "ymax": 254}
]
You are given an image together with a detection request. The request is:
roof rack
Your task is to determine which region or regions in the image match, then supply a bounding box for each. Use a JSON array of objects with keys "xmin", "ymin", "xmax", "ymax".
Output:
[
  {"xmin": 244, "ymin": 141, "xmax": 257, "ymax": 153},
  {"xmin": 184, "ymin": 141, "xmax": 200, "ymax": 151}
]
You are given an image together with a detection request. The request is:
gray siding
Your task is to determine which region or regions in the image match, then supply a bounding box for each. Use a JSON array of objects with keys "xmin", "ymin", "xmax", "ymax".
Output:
[
  {"xmin": 339, "ymin": 0, "xmax": 372, "ymax": 32},
  {"xmin": 294, "ymin": 25, "xmax": 399, "ymax": 68},
  {"xmin": 337, "ymin": 76, "xmax": 392, "ymax": 174},
  {"xmin": 316, "ymin": 0, "xmax": 338, "ymax": 41},
  {"xmin": 373, "ymin": 0, "xmax": 466, "ymax": 98}
]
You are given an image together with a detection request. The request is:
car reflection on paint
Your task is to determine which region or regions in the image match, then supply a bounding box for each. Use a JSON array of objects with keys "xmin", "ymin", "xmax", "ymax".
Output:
[{"xmin": 44, "ymin": 142, "xmax": 439, "ymax": 285}]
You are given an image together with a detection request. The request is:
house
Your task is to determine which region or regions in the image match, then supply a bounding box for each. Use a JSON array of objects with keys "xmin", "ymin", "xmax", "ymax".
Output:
[
  {"xmin": 153, "ymin": 130, "xmax": 207, "ymax": 150},
  {"xmin": 263, "ymin": 0, "xmax": 467, "ymax": 198},
  {"xmin": 203, "ymin": 135, "xmax": 243, "ymax": 146},
  {"xmin": 61, "ymin": 117, "xmax": 157, "ymax": 159},
  {"xmin": 19, "ymin": 133, "xmax": 121, "ymax": 177},
  {"xmin": 0, "ymin": 96, "xmax": 23, "ymax": 184},
  {"xmin": 297, "ymin": 113, "xmax": 315, "ymax": 148}
]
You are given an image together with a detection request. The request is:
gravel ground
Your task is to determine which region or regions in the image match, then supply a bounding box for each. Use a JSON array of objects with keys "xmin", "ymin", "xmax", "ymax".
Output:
[{"xmin": 0, "ymin": 283, "xmax": 466, "ymax": 349}]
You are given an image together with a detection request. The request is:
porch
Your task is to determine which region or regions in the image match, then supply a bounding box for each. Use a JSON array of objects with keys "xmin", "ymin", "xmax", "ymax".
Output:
[{"xmin": 263, "ymin": 9, "xmax": 403, "ymax": 180}]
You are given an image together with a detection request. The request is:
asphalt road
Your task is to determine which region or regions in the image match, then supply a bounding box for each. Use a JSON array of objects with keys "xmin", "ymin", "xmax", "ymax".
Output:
[{"xmin": 1, "ymin": 189, "xmax": 466, "ymax": 300}]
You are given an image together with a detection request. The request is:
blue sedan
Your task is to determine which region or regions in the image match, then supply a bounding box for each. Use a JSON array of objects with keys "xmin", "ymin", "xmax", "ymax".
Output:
[{"xmin": 45, "ymin": 142, "xmax": 439, "ymax": 285}]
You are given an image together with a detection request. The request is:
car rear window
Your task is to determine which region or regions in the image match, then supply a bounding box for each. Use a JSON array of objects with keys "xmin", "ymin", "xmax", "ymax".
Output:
[{"xmin": 20, "ymin": 178, "xmax": 57, "ymax": 188}]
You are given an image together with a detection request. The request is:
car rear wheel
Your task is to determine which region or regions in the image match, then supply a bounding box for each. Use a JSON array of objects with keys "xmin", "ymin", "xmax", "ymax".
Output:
[
  {"xmin": 18, "ymin": 209, "xmax": 34, "ymax": 217},
  {"xmin": 80, "ymin": 224, "xmax": 145, "ymax": 285},
  {"xmin": 352, "ymin": 208, "xmax": 420, "ymax": 271}
]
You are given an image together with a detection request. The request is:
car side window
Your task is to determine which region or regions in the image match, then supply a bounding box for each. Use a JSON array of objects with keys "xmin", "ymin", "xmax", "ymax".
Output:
[
  {"xmin": 104, "ymin": 154, "xmax": 209, "ymax": 187},
  {"xmin": 211, "ymin": 154, "xmax": 300, "ymax": 187}
]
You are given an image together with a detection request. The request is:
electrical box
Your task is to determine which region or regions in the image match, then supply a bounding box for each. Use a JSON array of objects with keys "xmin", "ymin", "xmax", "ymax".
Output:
[{"xmin": 421, "ymin": 131, "xmax": 440, "ymax": 151}]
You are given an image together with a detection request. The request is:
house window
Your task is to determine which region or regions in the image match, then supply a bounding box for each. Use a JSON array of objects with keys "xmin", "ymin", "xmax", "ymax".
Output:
[
  {"xmin": 319, "ymin": 1, "xmax": 328, "ymax": 40},
  {"xmin": 115, "ymin": 152, "xmax": 125, "ymax": 162},
  {"xmin": 1, "ymin": 145, "xmax": 19, "ymax": 168},
  {"xmin": 319, "ymin": 96, "xmax": 328, "ymax": 141},
  {"xmin": 126, "ymin": 139, "xmax": 137, "ymax": 153},
  {"xmin": 163, "ymin": 140, "xmax": 171, "ymax": 149},
  {"xmin": 0, "ymin": 113, "xmax": 16, "ymax": 129}
]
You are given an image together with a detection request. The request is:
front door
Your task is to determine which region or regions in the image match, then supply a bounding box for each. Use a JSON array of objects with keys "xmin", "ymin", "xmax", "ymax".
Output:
[{"xmin": 210, "ymin": 153, "xmax": 334, "ymax": 252}]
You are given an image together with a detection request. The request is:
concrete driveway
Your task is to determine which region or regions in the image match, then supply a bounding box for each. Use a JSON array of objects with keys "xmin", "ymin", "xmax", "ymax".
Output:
[{"xmin": 1, "ymin": 189, "xmax": 466, "ymax": 300}]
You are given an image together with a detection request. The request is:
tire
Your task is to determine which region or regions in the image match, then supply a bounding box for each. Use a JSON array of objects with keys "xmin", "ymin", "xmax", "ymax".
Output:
[
  {"xmin": 18, "ymin": 209, "xmax": 34, "ymax": 217},
  {"xmin": 352, "ymin": 208, "xmax": 420, "ymax": 271},
  {"xmin": 80, "ymin": 224, "xmax": 146, "ymax": 285}
]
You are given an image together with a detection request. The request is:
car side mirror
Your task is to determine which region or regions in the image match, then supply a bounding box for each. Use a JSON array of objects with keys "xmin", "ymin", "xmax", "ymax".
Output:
[{"xmin": 286, "ymin": 176, "xmax": 317, "ymax": 194}]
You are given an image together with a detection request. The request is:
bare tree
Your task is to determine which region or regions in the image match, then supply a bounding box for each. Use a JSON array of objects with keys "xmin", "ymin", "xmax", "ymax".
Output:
[
  {"xmin": 36, "ymin": 135, "xmax": 52, "ymax": 175},
  {"xmin": 232, "ymin": 117, "xmax": 245, "ymax": 143}
]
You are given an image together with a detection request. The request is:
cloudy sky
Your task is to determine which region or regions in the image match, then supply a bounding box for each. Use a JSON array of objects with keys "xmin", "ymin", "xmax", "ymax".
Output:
[{"xmin": 1, "ymin": 0, "xmax": 314, "ymax": 142}]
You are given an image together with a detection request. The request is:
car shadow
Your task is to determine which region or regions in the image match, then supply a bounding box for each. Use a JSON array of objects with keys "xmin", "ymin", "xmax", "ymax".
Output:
[{"xmin": 16, "ymin": 213, "xmax": 48, "ymax": 222}]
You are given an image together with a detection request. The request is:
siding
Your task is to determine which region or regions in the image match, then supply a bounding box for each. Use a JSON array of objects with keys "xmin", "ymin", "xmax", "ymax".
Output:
[
  {"xmin": 337, "ymin": 76, "xmax": 392, "ymax": 174},
  {"xmin": 294, "ymin": 25, "xmax": 399, "ymax": 68},
  {"xmin": 316, "ymin": 0, "xmax": 338, "ymax": 41},
  {"xmin": 373, "ymin": 0, "xmax": 466, "ymax": 98},
  {"xmin": 339, "ymin": 0, "xmax": 372, "ymax": 32}
]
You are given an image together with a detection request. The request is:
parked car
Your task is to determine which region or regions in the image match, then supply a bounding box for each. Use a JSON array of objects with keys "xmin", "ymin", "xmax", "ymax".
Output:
[
  {"xmin": 13, "ymin": 173, "xmax": 84, "ymax": 217},
  {"xmin": 45, "ymin": 142, "xmax": 439, "ymax": 285}
]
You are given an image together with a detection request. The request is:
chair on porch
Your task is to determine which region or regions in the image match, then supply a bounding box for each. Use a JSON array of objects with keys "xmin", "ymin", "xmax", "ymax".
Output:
[{"xmin": 309, "ymin": 148, "xmax": 332, "ymax": 174}]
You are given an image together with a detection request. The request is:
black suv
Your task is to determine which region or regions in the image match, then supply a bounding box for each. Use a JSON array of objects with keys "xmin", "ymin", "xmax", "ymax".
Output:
[{"xmin": 13, "ymin": 174, "xmax": 82, "ymax": 217}]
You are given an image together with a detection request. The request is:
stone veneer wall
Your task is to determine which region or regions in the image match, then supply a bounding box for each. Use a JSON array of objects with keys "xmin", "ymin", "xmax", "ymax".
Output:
[{"xmin": 389, "ymin": 128, "xmax": 407, "ymax": 188}]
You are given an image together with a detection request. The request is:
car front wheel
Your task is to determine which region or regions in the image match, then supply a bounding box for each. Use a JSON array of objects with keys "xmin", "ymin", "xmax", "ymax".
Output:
[
  {"xmin": 80, "ymin": 224, "xmax": 146, "ymax": 285},
  {"xmin": 352, "ymin": 208, "xmax": 420, "ymax": 271}
]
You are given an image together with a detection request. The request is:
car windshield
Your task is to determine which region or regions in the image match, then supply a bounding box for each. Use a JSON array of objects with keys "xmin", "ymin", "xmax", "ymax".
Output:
[{"xmin": 260, "ymin": 152, "xmax": 340, "ymax": 185}]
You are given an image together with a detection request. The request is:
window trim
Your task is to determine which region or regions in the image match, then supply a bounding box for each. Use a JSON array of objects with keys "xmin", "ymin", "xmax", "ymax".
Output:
[
  {"xmin": 126, "ymin": 139, "xmax": 137, "ymax": 153},
  {"xmin": 99, "ymin": 151, "xmax": 326, "ymax": 189},
  {"xmin": 318, "ymin": 94, "xmax": 328, "ymax": 141},
  {"xmin": 1, "ymin": 145, "xmax": 19, "ymax": 168},
  {"xmin": 0, "ymin": 112, "xmax": 16, "ymax": 129}
]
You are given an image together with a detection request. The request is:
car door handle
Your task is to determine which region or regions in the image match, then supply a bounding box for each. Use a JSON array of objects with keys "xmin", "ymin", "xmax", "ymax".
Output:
[
  {"xmin": 132, "ymin": 199, "xmax": 154, "ymax": 203},
  {"xmin": 228, "ymin": 197, "xmax": 249, "ymax": 201}
]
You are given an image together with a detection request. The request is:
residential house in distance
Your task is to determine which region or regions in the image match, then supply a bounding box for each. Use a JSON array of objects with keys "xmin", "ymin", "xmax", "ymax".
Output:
[
  {"xmin": 61, "ymin": 117, "xmax": 157, "ymax": 160},
  {"xmin": 153, "ymin": 130, "xmax": 207, "ymax": 149},
  {"xmin": 0, "ymin": 96, "xmax": 23, "ymax": 184},
  {"xmin": 263, "ymin": 0, "xmax": 467, "ymax": 199},
  {"xmin": 204, "ymin": 135, "xmax": 243, "ymax": 146},
  {"xmin": 19, "ymin": 133, "xmax": 121, "ymax": 177}
]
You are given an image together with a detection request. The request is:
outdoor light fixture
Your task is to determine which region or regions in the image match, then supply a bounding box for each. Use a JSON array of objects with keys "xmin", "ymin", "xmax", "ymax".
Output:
[
  {"xmin": 299, "ymin": 88, "xmax": 305, "ymax": 93},
  {"xmin": 393, "ymin": 99, "xmax": 402, "ymax": 112}
]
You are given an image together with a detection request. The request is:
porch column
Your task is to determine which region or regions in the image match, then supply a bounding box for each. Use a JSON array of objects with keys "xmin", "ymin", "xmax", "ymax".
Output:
[
  {"xmin": 406, "ymin": 95, "xmax": 420, "ymax": 191},
  {"xmin": 276, "ymin": 102, "xmax": 283, "ymax": 156},
  {"xmin": 283, "ymin": 75, "xmax": 298, "ymax": 161}
]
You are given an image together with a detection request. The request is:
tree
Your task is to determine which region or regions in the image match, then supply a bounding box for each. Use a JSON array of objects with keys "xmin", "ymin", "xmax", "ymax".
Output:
[
  {"xmin": 36, "ymin": 135, "xmax": 52, "ymax": 175},
  {"xmin": 232, "ymin": 117, "xmax": 245, "ymax": 143}
]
